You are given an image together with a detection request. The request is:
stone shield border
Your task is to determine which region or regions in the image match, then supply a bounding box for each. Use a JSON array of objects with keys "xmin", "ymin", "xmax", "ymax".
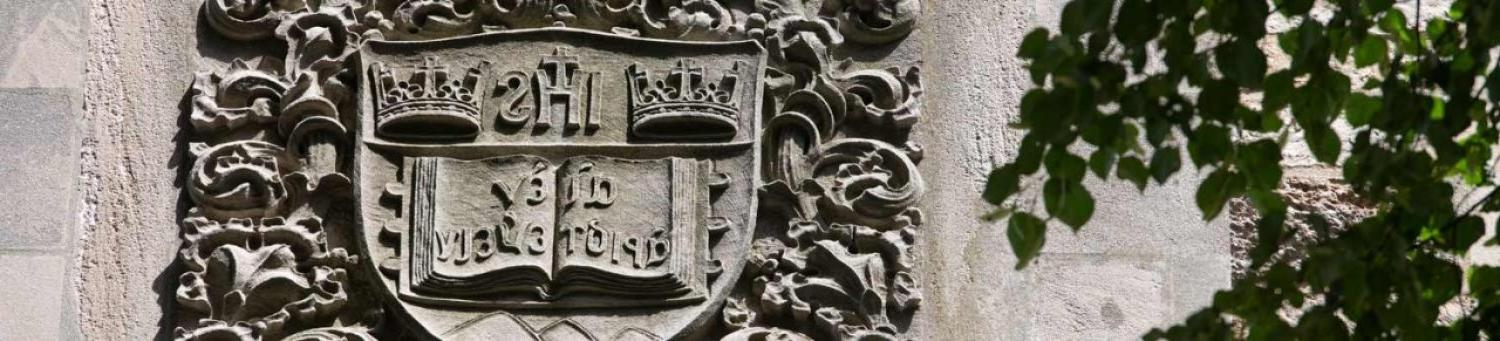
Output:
[
  {"xmin": 352, "ymin": 28, "xmax": 764, "ymax": 339},
  {"xmin": 179, "ymin": 0, "xmax": 925, "ymax": 339}
]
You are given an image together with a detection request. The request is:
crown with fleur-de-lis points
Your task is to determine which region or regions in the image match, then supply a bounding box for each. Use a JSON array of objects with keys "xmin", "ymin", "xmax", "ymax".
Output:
[
  {"xmin": 371, "ymin": 57, "xmax": 489, "ymax": 141},
  {"xmin": 627, "ymin": 59, "xmax": 744, "ymax": 140}
]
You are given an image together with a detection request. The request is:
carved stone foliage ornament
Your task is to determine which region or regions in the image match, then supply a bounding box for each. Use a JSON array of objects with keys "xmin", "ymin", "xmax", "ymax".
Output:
[{"xmin": 183, "ymin": 0, "xmax": 923, "ymax": 340}]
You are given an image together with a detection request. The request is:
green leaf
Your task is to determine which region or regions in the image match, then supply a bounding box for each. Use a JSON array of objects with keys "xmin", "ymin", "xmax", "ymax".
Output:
[
  {"xmin": 1080, "ymin": 0, "xmax": 1114, "ymax": 33},
  {"xmin": 1232, "ymin": 0, "xmax": 1270, "ymax": 37},
  {"xmin": 1238, "ymin": 140, "xmax": 1284, "ymax": 191},
  {"xmin": 1250, "ymin": 211, "xmax": 1286, "ymax": 266},
  {"xmin": 1018, "ymin": 89, "xmax": 1043, "ymax": 128},
  {"xmin": 1288, "ymin": 21, "xmax": 1329, "ymax": 74},
  {"xmin": 1045, "ymin": 148, "xmax": 1088, "ymax": 182},
  {"xmin": 1247, "ymin": 187, "xmax": 1287, "ymax": 216},
  {"xmin": 1263, "ymin": 71, "xmax": 1294, "ymax": 113},
  {"xmin": 1379, "ymin": 11, "xmax": 1414, "ymax": 52},
  {"xmin": 1379, "ymin": 10, "xmax": 1407, "ymax": 34},
  {"xmin": 1081, "ymin": 115, "xmax": 1123, "ymax": 148},
  {"xmin": 1236, "ymin": 106, "xmax": 1263, "ymax": 132},
  {"xmin": 1296, "ymin": 308, "xmax": 1346, "ymax": 338},
  {"xmin": 1023, "ymin": 90, "xmax": 1063, "ymax": 132},
  {"xmin": 1416, "ymin": 255, "xmax": 1462, "ymax": 304},
  {"xmin": 1430, "ymin": 98, "xmax": 1446, "ymax": 120},
  {"xmin": 1007, "ymin": 212, "xmax": 1048, "ymax": 270},
  {"xmin": 1015, "ymin": 136, "xmax": 1046, "ymax": 174},
  {"xmin": 1219, "ymin": 39, "xmax": 1267, "ymax": 88},
  {"xmin": 1043, "ymin": 179, "xmax": 1095, "ymax": 230},
  {"xmin": 1280, "ymin": 0, "xmax": 1314, "ymax": 15},
  {"xmin": 1113, "ymin": 0, "xmax": 1156, "ymax": 46},
  {"xmin": 1453, "ymin": 216, "xmax": 1484, "ymax": 254},
  {"xmin": 1059, "ymin": 0, "xmax": 1112, "ymax": 35},
  {"xmin": 1354, "ymin": 37, "xmax": 1388, "ymax": 68},
  {"xmin": 1277, "ymin": 24, "xmax": 1303, "ymax": 58},
  {"xmin": 1306, "ymin": 127, "xmax": 1342, "ymax": 164},
  {"xmin": 1344, "ymin": 93, "xmax": 1381, "ymax": 127},
  {"xmin": 1187, "ymin": 124, "xmax": 1232, "ymax": 168},
  {"xmin": 1199, "ymin": 80, "xmax": 1240, "ymax": 121},
  {"xmin": 1150, "ymin": 147, "xmax": 1182, "ymax": 184},
  {"xmin": 1196, "ymin": 169, "xmax": 1245, "ymax": 221},
  {"xmin": 992, "ymin": 0, "xmax": 1500, "ymax": 335},
  {"xmin": 1018, "ymin": 29, "xmax": 1051, "ymax": 60},
  {"xmin": 1146, "ymin": 117, "xmax": 1172, "ymax": 147},
  {"xmin": 1119, "ymin": 122, "xmax": 1142, "ymax": 153},
  {"xmin": 1059, "ymin": 1, "xmax": 1086, "ymax": 35},
  {"xmin": 1089, "ymin": 149, "xmax": 1115, "ymax": 179},
  {"xmin": 983, "ymin": 165, "xmax": 1020, "ymax": 205},
  {"xmin": 1117, "ymin": 156, "xmax": 1150, "ymax": 191},
  {"xmin": 1472, "ymin": 266, "xmax": 1500, "ymax": 294}
]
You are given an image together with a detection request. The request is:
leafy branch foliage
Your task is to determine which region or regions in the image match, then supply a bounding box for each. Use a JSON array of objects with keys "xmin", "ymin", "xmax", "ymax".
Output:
[{"xmin": 984, "ymin": 0, "xmax": 1500, "ymax": 338}]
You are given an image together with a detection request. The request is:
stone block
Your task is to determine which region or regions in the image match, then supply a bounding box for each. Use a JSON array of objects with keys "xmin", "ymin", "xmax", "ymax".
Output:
[
  {"xmin": 0, "ymin": 0, "xmax": 85, "ymax": 89},
  {"xmin": 0, "ymin": 89, "xmax": 78, "ymax": 249},
  {"xmin": 1027, "ymin": 254, "xmax": 1170, "ymax": 340},
  {"xmin": 0, "ymin": 254, "xmax": 68, "ymax": 340}
]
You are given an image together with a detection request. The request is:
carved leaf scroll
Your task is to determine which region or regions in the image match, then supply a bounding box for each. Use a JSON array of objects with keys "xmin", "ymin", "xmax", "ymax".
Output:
[
  {"xmin": 203, "ymin": 0, "xmax": 919, "ymax": 43},
  {"xmin": 175, "ymin": 217, "xmax": 361, "ymax": 340},
  {"xmin": 734, "ymin": 6, "xmax": 926, "ymax": 337}
]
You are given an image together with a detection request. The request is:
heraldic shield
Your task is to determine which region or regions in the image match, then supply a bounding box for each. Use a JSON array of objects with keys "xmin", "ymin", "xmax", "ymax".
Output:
[{"xmin": 352, "ymin": 29, "xmax": 764, "ymax": 339}]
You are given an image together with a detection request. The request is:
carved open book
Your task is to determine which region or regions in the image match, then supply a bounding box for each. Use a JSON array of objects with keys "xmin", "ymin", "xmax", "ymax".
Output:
[{"xmin": 403, "ymin": 155, "xmax": 711, "ymax": 305}]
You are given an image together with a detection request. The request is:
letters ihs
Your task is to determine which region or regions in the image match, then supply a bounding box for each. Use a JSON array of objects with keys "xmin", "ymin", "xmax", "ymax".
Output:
[{"xmin": 494, "ymin": 47, "xmax": 600, "ymax": 133}]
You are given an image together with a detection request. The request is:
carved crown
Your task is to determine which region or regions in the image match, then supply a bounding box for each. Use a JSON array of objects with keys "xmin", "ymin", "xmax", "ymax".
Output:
[
  {"xmin": 627, "ymin": 60, "xmax": 743, "ymax": 140},
  {"xmin": 372, "ymin": 57, "xmax": 489, "ymax": 141}
]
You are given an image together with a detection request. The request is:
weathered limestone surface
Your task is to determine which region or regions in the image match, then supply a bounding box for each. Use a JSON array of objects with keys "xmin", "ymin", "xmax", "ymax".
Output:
[
  {"xmin": 0, "ymin": 0, "xmax": 1235, "ymax": 340},
  {"xmin": 0, "ymin": 1, "xmax": 85, "ymax": 340},
  {"xmin": 77, "ymin": 1, "xmax": 201, "ymax": 339},
  {"xmin": 914, "ymin": 1, "xmax": 1231, "ymax": 339}
]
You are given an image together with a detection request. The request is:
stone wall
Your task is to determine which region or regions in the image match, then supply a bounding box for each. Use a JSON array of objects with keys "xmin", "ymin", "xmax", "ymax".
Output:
[
  {"xmin": 1228, "ymin": 169, "xmax": 1377, "ymax": 278},
  {"xmin": 0, "ymin": 1, "xmax": 85, "ymax": 339},
  {"xmin": 915, "ymin": 1, "xmax": 1232, "ymax": 339},
  {"xmin": 0, "ymin": 0, "xmax": 1242, "ymax": 339}
]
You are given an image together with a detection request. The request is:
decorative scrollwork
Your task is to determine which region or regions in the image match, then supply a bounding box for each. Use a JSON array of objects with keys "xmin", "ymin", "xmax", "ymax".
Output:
[
  {"xmin": 190, "ymin": 58, "xmax": 288, "ymax": 141},
  {"xmin": 186, "ymin": 0, "xmax": 923, "ymax": 339},
  {"xmin": 278, "ymin": 8, "xmax": 361, "ymax": 78},
  {"xmin": 201, "ymin": 0, "xmax": 921, "ymax": 45},
  {"xmin": 736, "ymin": 1, "xmax": 926, "ymax": 335},
  {"xmin": 837, "ymin": 67, "xmax": 923, "ymax": 131},
  {"xmin": 635, "ymin": 0, "xmax": 737, "ymax": 40},
  {"xmin": 188, "ymin": 141, "xmax": 296, "ymax": 221},
  {"xmin": 810, "ymin": 138, "xmax": 925, "ymax": 230},
  {"xmin": 824, "ymin": 0, "xmax": 920, "ymax": 45},
  {"xmin": 721, "ymin": 327, "xmax": 816, "ymax": 341},
  {"xmin": 175, "ymin": 217, "xmax": 358, "ymax": 340},
  {"xmin": 282, "ymin": 327, "xmax": 380, "ymax": 341},
  {"xmin": 203, "ymin": 0, "xmax": 292, "ymax": 41},
  {"xmin": 555, "ymin": 0, "xmax": 638, "ymax": 33},
  {"xmin": 727, "ymin": 218, "xmax": 921, "ymax": 340},
  {"xmin": 388, "ymin": 0, "xmax": 482, "ymax": 40}
]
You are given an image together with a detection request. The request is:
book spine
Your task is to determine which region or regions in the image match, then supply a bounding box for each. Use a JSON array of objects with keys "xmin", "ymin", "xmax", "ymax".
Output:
[
  {"xmin": 410, "ymin": 157, "xmax": 440, "ymax": 287},
  {"xmin": 670, "ymin": 158, "xmax": 700, "ymax": 289}
]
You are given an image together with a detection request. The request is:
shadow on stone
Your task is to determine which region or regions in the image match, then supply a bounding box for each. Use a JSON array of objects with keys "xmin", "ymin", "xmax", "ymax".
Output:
[{"xmin": 155, "ymin": 83, "xmax": 196, "ymax": 341}]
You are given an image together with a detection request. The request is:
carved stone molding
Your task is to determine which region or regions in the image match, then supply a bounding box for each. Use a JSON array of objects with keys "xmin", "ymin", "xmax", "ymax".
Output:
[{"xmin": 182, "ymin": 0, "xmax": 924, "ymax": 339}]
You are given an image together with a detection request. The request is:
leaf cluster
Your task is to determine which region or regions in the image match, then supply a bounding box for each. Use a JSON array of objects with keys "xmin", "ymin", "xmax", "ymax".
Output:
[{"xmin": 985, "ymin": 0, "xmax": 1500, "ymax": 338}]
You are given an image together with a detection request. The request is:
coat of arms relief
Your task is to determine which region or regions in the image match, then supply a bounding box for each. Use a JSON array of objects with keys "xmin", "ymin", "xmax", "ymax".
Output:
[{"xmin": 177, "ymin": 0, "xmax": 925, "ymax": 340}]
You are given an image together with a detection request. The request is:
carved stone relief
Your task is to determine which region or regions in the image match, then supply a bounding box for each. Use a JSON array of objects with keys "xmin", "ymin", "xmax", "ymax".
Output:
[{"xmin": 181, "ymin": 0, "xmax": 924, "ymax": 340}]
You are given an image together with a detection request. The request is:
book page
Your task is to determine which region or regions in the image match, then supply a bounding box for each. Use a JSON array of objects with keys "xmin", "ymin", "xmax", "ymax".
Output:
[
  {"xmin": 410, "ymin": 156, "xmax": 556, "ymax": 294},
  {"xmin": 552, "ymin": 156, "xmax": 679, "ymax": 282}
]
